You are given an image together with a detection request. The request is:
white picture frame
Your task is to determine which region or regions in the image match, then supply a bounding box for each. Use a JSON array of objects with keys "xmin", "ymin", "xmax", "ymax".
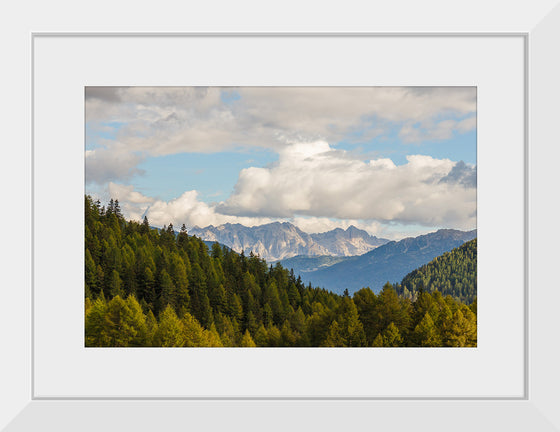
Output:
[{"xmin": 3, "ymin": 1, "xmax": 560, "ymax": 430}]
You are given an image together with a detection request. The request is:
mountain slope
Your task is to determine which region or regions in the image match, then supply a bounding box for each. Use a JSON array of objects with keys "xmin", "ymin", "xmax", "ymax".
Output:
[
  {"xmin": 397, "ymin": 238, "xmax": 477, "ymax": 304},
  {"xmin": 277, "ymin": 255, "xmax": 352, "ymax": 275},
  {"xmin": 189, "ymin": 222, "xmax": 388, "ymax": 261},
  {"xmin": 291, "ymin": 229, "xmax": 476, "ymax": 294}
]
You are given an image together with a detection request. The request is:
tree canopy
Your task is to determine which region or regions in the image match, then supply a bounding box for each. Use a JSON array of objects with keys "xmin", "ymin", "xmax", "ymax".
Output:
[{"xmin": 85, "ymin": 195, "xmax": 476, "ymax": 347}]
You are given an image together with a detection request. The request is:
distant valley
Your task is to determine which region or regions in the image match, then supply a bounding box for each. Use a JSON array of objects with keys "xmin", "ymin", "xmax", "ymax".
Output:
[
  {"xmin": 190, "ymin": 222, "xmax": 476, "ymax": 295},
  {"xmin": 278, "ymin": 229, "xmax": 477, "ymax": 294}
]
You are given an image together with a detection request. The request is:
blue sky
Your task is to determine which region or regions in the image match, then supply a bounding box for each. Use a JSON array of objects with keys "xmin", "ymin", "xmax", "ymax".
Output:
[
  {"xmin": 85, "ymin": 87, "xmax": 477, "ymax": 239},
  {"xmin": 133, "ymin": 149, "xmax": 278, "ymax": 203}
]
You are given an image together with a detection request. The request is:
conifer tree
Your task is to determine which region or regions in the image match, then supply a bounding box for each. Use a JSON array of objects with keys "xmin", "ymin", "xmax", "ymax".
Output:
[
  {"xmin": 85, "ymin": 297, "xmax": 110, "ymax": 347},
  {"xmin": 182, "ymin": 312, "xmax": 208, "ymax": 347},
  {"xmin": 382, "ymin": 322, "xmax": 403, "ymax": 347},
  {"xmin": 353, "ymin": 287, "xmax": 378, "ymax": 344},
  {"xmin": 216, "ymin": 314, "xmax": 237, "ymax": 347},
  {"xmin": 85, "ymin": 249, "xmax": 98, "ymax": 296},
  {"xmin": 153, "ymin": 305, "xmax": 185, "ymax": 347},
  {"xmin": 290, "ymin": 307, "xmax": 307, "ymax": 336},
  {"xmin": 145, "ymin": 309, "xmax": 158, "ymax": 346},
  {"xmin": 240, "ymin": 329, "xmax": 257, "ymax": 347},
  {"xmin": 337, "ymin": 297, "xmax": 367, "ymax": 347},
  {"xmin": 375, "ymin": 283, "xmax": 411, "ymax": 338},
  {"xmin": 323, "ymin": 321, "xmax": 345, "ymax": 347},
  {"xmin": 168, "ymin": 252, "xmax": 190, "ymax": 315},
  {"xmin": 84, "ymin": 196, "xmax": 476, "ymax": 348},
  {"xmin": 263, "ymin": 303, "xmax": 274, "ymax": 327},
  {"xmin": 204, "ymin": 323, "xmax": 224, "ymax": 347},
  {"xmin": 443, "ymin": 307, "xmax": 477, "ymax": 347},
  {"xmin": 250, "ymin": 324, "xmax": 266, "ymax": 346},
  {"xmin": 141, "ymin": 215, "xmax": 150, "ymax": 234},
  {"xmin": 209, "ymin": 283, "xmax": 226, "ymax": 313},
  {"xmin": 125, "ymin": 295, "xmax": 149, "ymax": 346},
  {"xmin": 102, "ymin": 295, "xmax": 138, "ymax": 346},
  {"xmin": 85, "ymin": 297, "xmax": 93, "ymax": 316},
  {"xmin": 280, "ymin": 321, "xmax": 297, "ymax": 346},
  {"xmin": 267, "ymin": 325, "xmax": 282, "ymax": 347},
  {"xmin": 109, "ymin": 269, "xmax": 124, "ymax": 298},
  {"xmin": 372, "ymin": 333, "xmax": 384, "ymax": 347},
  {"xmin": 413, "ymin": 312, "xmax": 441, "ymax": 347},
  {"xmin": 140, "ymin": 267, "xmax": 156, "ymax": 307},
  {"xmin": 159, "ymin": 270, "xmax": 175, "ymax": 312}
]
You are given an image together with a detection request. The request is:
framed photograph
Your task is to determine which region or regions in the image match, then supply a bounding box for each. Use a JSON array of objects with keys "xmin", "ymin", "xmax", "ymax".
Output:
[
  {"xmin": 3, "ymin": 1, "xmax": 559, "ymax": 430},
  {"xmin": 83, "ymin": 84, "xmax": 479, "ymax": 352}
]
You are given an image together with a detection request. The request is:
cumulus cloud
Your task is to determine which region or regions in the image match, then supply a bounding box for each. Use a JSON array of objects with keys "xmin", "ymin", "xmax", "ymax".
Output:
[
  {"xmin": 85, "ymin": 87, "xmax": 476, "ymax": 184},
  {"xmin": 107, "ymin": 182, "xmax": 275, "ymax": 229},
  {"xmin": 105, "ymin": 182, "xmax": 419, "ymax": 239},
  {"xmin": 85, "ymin": 86, "xmax": 125, "ymax": 103},
  {"xmin": 85, "ymin": 147, "xmax": 145, "ymax": 185},
  {"xmin": 86, "ymin": 88, "xmax": 477, "ymax": 233},
  {"xmin": 105, "ymin": 135, "xmax": 476, "ymax": 237},
  {"xmin": 218, "ymin": 141, "xmax": 476, "ymax": 229}
]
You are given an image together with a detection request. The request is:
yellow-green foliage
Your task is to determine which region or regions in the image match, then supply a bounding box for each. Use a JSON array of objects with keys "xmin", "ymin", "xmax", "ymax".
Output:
[{"xmin": 84, "ymin": 195, "xmax": 477, "ymax": 347}]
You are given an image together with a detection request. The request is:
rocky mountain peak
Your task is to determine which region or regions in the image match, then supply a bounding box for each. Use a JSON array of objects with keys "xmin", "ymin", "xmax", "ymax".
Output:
[{"xmin": 189, "ymin": 222, "xmax": 389, "ymax": 262}]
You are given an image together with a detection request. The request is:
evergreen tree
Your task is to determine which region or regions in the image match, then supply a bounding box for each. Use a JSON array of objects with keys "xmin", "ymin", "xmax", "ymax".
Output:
[
  {"xmin": 382, "ymin": 322, "xmax": 403, "ymax": 347},
  {"xmin": 280, "ymin": 321, "xmax": 297, "ymax": 346},
  {"xmin": 267, "ymin": 325, "xmax": 282, "ymax": 347},
  {"xmin": 240, "ymin": 329, "xmax": 257, "ymax": 347},
  {"xmin": 323, "ymin": 321, "xmax": 345, "ymax": 347},
  {"xmin": 204, "ymin": 323, "xmax": 224, "ymax": 347},
  {"xmin": 85, "ymin": 297, "xmax": 110, "ymax": 347},
  {"xmin": 141, "ymin": 215, "xmax": 150, "ymax": 234},
  {"xmin": 153, "ymin": 305, "xmax": 185, "ymax": 347},
  {"xmin": 372, "ymin": 333, "xmax": 384, "ymax": 347},
  {"xmin": 254, "ymin": 324, "xmax": 269, "ymax": 347},
  {"xmin": 182, "ymin": 312, "xmax": 208, "ymax": 347},
  {"xmin": 85, "ymin": 249, "xmax": 98, "ymax": 296},
  {"xmin": 336, "ymin": 297, "xmax": 367, "ymax": 347},
  {"xmin": 145, "ymin": 309, "xmax": 158, "ymax": 346},
  {"xmin": 353, "ymin": 287, "xmax": 380, "ymax": 345},
  {"xmin": 168, "ymin": 252, "xmax": 190, "ymax": 315},
  {"xmin": 412, "ymin": 312, "xmax": 441, "ymax": 347},
  {"xmin": 442, "ymin": 307, "xmax": 477, "ymax": 347},
  {"xmin": 159, "ymin": 270, "xmax": 175, "ymax": 312},
  {"xmin": 401, "ymin": 239, "xmax": 477, "ymax": 304},
  {"xmin": 218, "ymin": 315, "xmax": 238, "ymax": 347},
  {"xmin": 125, "ymin": 295, "xmax": 149, "ymax": 346},
  {"xmin": 109, "ymin": 269, "xmax": 124, "ymax": 298},
  {"xmin": 84, "ymin": 196, "xmax": 476, "ymax": 348},
  {"xmin": 101, "ymin": 296, "xmax": 140, "ymax": 346}
]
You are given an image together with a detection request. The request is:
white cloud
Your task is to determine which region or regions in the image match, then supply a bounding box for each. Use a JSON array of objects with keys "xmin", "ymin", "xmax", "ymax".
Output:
[
  {"xmin": 107, "ymin": 183, "xmax": 276, "ymax": 229},
  {"xmin": 218, "ymin": 141, "xmax": 476, "ymax": 229},
  {"xmin": 85, "ymin": 147, "xmax": 145, "ymax": 185},
  {"xmin": 106, "ymin": 181, "xmax": 397, "ymax": 236},
  {"xmin": 105, "ymin": 135, "xmax": 476, "ymax": 236},
  {"xmin": 398, "ymin": 115, "xmax": 476, "ymax": 143},
  {"xmin": 85, "ymin": 87, "xmax": 476, "ymax": 184}
]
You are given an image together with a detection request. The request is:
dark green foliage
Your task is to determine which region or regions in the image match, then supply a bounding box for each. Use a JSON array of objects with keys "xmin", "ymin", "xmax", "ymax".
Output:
[
  {"xmin": 398, "ymin": 239, "xmax": 477, "ymax": 304},
  {"xmin": 286, "ymin": 229, "xmax": 476, "ymax": 294},
  {"xmin": 85, "ymin": 196, "xmax": 477, "ymax": 347}
]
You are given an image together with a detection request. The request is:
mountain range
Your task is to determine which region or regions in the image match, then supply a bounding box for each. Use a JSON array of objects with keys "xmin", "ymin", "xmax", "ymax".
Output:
[
  {"xmin": 279, "ymin": 228, "xmax": 477, "ymax": 294},
  {"xmin": 189, "ymin": 222, "xmax": 388, "ymax": 261}
]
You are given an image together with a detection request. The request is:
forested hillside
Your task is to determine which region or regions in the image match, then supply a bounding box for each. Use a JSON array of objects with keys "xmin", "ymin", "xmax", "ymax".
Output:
[
  {"xmin": 288, "ymin": 229, "xmax": 477, "ymax": 294},
  {"xmin": 84, "ymin": 196, "xmax": 476, "ymax": 347},
  {"xmin": 397, "ymin": 239, "xmax": 477, "ymax": 304}
]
